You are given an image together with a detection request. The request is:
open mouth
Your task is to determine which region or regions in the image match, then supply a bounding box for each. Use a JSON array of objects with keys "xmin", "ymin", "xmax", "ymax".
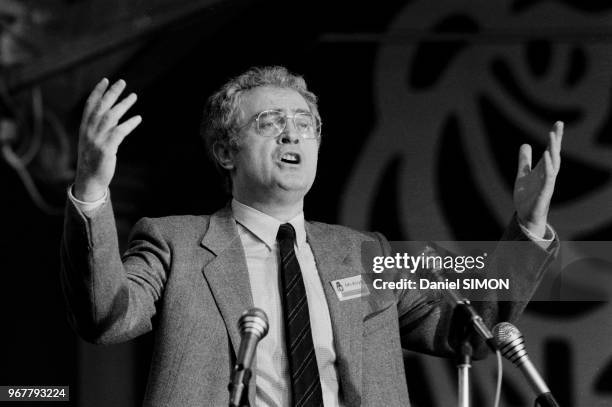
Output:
[{"xmin": 280, "ymin": 152, "xmax": 301, "ymax": 164}]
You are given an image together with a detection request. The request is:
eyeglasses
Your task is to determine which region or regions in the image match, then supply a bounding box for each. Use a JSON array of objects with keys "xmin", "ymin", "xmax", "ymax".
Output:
[{"xmin": 247, "ymin": 109, "xmax": 321, "ymax": 139}]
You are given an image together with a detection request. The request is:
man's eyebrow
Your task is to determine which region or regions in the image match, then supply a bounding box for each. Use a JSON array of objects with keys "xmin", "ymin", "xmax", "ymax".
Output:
[{"xmin": 294, "ymin": 108, "xmax": 311, "ymax": 114}]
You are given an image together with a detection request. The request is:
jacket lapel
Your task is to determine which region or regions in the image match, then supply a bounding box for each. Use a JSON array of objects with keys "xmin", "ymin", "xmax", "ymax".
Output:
[
  {"xmin": 200, "ymin": 206, "xmax": 254, "ymax": 357},
  {"xmin": 306, "ymin": 222, "xmax": 364, "ymax": 405}
]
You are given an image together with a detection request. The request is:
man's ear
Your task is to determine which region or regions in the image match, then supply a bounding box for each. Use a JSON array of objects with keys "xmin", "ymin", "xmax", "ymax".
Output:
[{"xmin": 213, "ymin": 141, "xmax": 235, "ymax": 170}]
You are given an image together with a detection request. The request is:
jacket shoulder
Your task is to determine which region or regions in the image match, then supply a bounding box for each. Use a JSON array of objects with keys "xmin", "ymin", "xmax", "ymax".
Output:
[{"xmin": 129, "ymin": 213, "xmax": 213, "ymax": 244}]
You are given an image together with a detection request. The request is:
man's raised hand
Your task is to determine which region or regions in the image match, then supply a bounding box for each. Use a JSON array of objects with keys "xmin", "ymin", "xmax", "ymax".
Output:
[
  {"xmin": 513, "ymin": 121, "xmax": 563, "ymax": 238},
  {"xmin": 74, "ymin": 78, "xmax": 142, "ymax": 201}
]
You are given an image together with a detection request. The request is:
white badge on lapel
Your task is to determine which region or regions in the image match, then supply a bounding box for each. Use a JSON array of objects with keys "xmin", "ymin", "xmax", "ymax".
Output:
[{"xmin": 331, "ymin": 275, "xmax": 370, "ymax": 301}]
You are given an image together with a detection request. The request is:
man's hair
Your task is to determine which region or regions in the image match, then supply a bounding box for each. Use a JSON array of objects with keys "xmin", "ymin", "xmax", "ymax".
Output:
[{"xmin": 201, "ymin": 66, "xmax": 321, "ymax": 191}]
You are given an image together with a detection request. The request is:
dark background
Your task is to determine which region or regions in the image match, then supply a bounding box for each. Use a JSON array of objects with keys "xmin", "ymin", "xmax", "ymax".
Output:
[{"xmin": 1, "ymin": 0, "xmax": 611, "ymax": 406}]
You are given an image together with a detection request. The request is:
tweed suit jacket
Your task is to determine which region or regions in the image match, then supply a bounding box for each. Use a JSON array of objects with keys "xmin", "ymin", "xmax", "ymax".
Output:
[{"xmin": 60, "ymin": 198, "xmax": 556, "ymax": 407}]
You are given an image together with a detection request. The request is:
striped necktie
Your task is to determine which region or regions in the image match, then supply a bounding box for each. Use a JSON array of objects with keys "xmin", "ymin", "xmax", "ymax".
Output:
[{"xmin": 276, "ymin": 223, "xmax": 323, "ymax": 407}]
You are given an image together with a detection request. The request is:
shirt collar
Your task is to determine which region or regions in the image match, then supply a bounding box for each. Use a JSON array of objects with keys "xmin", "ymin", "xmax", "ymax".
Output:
[{"xmin": 231, "ymin": 199, "xmax": 307, "ymax": 251}]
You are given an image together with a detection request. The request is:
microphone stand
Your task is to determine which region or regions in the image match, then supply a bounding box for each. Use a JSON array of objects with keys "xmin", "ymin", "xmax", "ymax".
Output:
[
  {"xmin": 447, "ymin": 297, "xmax": 499, "ymax": 407},
  {"xmin": 228, "ymin": 368, "xmax": 251, "ymax": 407},
  {"xmin": 424, "ymin": 245, "xmax": 498, "ymax": 407},
  {"xmin": 449, "ymin": 301, "xmax": 478, "ymax": 407},
  {"xmin": 457, "ymin": 340, "xmax": 473, "ymax": 407},
  {"xmin": 433, "ymin": 283, "xmax": 498, "ymax": 406}
]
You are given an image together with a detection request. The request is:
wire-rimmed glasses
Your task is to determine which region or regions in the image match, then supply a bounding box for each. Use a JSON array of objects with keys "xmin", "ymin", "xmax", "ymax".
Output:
[{"xmin": 246, "ymin": 109, "xmax": 321, "ymax": 139}]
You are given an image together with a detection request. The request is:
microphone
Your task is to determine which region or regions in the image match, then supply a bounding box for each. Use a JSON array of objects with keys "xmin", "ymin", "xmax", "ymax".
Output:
[
  {"xmin": 493, "ymin": 322, "xmax": 559, "ymax": 407},
  {"xmin": 423, "ymin": 245, "xmax": 498, "ymax": 352},
  {"xmin": 228, "ymin": 308, "xmax": 269, "ymax": 407}
]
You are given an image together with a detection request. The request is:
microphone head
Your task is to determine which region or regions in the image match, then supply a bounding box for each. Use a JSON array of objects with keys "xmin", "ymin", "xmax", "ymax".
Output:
[
  {"xmin": 493, "ymin": 322, "xmax": 521, "ymax": 344},
  {"xmin": 493, "ymin": 322, "xmax": 528, "ymax": 365},
  {"xmin": 238, "ymin": 308, "xmax": 269, "ymax": 339}
]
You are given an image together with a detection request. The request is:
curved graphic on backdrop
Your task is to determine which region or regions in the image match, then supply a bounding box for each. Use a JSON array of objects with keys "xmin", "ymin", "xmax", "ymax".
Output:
[{"xmin": 341, "ymin": 0, "xmax": 612, "ymax": 241}]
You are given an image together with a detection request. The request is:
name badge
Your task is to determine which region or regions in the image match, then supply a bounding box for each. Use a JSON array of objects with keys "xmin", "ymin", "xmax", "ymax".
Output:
[{"xmin": 331, "ymin": 275, "xmax": 370, "ymax": 301}]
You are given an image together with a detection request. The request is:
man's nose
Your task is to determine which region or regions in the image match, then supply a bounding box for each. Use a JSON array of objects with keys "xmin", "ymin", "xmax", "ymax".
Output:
[{"xmin": 279, "ymin": 121, "xmax": 300, "ymax": 144}]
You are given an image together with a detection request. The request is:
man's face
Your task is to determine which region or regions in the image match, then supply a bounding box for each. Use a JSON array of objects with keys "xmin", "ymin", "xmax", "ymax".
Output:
[{"xmin": 228, "ymin": 86, "xmax": 320, "ymax": 204}]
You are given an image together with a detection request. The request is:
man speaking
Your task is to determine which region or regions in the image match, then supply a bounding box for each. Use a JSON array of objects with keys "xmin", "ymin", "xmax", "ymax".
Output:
[{"xmin": 61, "ymin": 66, "xmax": 563, "ymax": 406}]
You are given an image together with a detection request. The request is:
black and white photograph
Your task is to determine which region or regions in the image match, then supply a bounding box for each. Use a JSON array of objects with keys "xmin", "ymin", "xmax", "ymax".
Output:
[{"xmin": 1, "ymin": 0, "xmax": 611, "ymax": 406}]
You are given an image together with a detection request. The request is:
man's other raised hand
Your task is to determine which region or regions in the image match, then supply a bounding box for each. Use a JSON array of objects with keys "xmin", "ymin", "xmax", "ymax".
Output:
[{"xmin": 513, "ymin": 121, "xmax": 563, "ymax": 238}]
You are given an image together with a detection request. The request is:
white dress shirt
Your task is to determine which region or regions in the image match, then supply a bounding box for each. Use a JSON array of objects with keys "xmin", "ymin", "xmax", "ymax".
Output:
[{"xmin": 231, "ymin": 199, "xmax": 341, "ymax": 407}]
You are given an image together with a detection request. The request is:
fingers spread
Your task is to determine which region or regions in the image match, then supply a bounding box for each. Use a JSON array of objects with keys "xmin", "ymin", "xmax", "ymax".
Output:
[
  {"xmin": 517, "ymin": 143, "xmax": 532, "ymax": 178},
  {"xmin": 107, "ymin": 115, "xmax": 142, "ymax": 152},
  {"xmin": 89, "ymin": 79, "xmax": 127, "ymax": 130},
  {"xmin": 97, "ymin": 93, "xmax": 138, "ymax": 135}
]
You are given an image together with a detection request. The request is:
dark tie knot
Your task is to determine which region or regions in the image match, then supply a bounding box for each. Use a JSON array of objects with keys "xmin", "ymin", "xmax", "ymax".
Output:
[{"xmin": 277, "ymin": 223, "xmax": 296, "ymax": 243}]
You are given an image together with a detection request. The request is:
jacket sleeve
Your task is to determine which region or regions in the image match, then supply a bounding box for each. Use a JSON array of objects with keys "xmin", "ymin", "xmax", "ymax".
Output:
[
  {"xmin": 376, "ymin": 214, "xmax": 558, "ymax": 359},
  {"xmin": 60, "ymin": 195, "xmax": 170, "ymax": 344}
]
